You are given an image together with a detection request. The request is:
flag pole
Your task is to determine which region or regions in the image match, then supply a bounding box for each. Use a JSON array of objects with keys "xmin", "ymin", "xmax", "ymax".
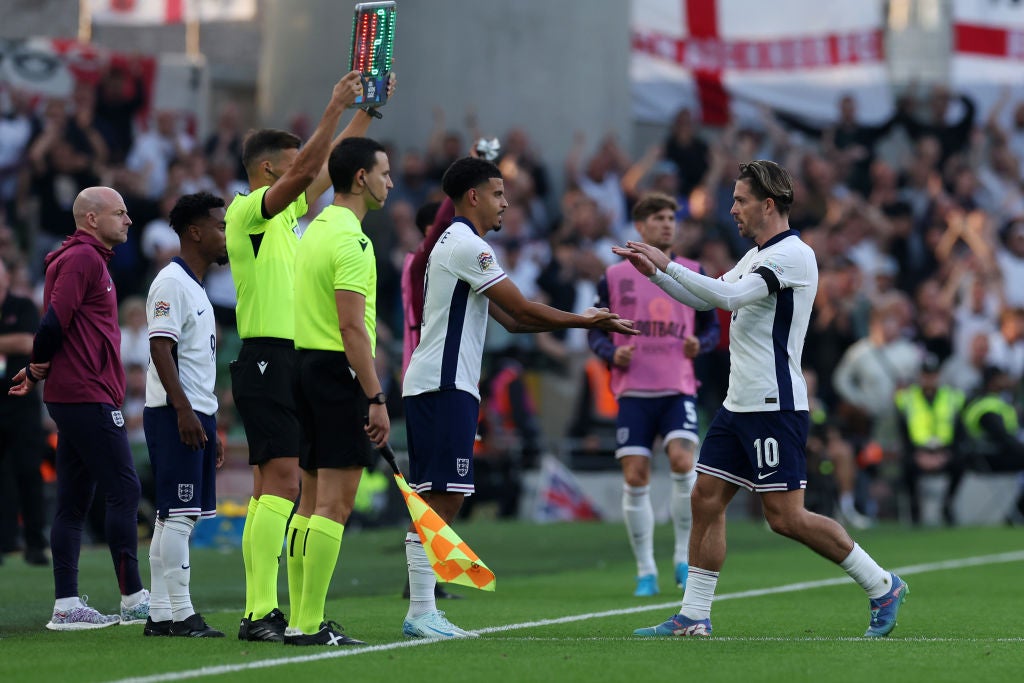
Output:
[
  {"xmin": 186, "ymin": 18, "xmax": 200, "ymax": 57},
  {"xmin": 78, "ymin": 0, "xmax": 92, "ymax": 43}
]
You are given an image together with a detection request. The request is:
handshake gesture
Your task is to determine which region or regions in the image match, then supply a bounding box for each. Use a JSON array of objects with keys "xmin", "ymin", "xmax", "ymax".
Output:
[{"xmin": 581, "ymin": 307, "xmax": 639, "ymax": 336}]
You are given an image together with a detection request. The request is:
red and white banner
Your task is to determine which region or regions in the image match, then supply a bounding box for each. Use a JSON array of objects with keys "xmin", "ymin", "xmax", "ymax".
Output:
[
  {"xmin": 631, "ymin": 0, "xmax": 894, "ymax": 126},
  {"xmin": 88, "ymin": 0, "xmax": 255, "ymax": 25},
  {"xmin": 951, "ymin": 0, "xmax": 1024, "ymax": 125},
  {"xmin": 0, "ymin": 38, "xmax": 156, "ymax": 102}
]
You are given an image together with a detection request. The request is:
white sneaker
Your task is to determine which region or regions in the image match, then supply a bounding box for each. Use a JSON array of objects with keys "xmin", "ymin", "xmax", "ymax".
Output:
[
  {"xmin": 120, "ymin": 588, "xmax": 151, "ymax": 625},
  {"xmin": 402, "ymin": 610, "xmax": 478, "ymax": 639},
  {"xmin": 46, "ymin": 596, "xmax": 121, "ymax": 631}
]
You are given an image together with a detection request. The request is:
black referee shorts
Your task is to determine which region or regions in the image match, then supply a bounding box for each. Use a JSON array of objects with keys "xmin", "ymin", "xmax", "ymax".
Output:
[
  {"xmin": 230, "ymin": 338, "xmax": 302, "ymax": 466},
  {"xmin": 294, "ymin": 349, "xmax": 376, "ymax": 471}
]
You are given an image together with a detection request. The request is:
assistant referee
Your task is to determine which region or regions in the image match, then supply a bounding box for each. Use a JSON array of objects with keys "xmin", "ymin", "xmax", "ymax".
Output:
[{"xmin": 285, "ymin": 136, "xmax": 392, "ymax": 647}]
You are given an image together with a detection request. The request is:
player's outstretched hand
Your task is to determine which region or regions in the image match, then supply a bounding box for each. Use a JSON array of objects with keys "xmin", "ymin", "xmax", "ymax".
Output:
[
  {"xmin": 332, "ymin": 71, "xmax": 365, "ymax": 109},
  {"xmin": 612, "ymin": 246, "xmax": 657, "ymax": 276},
  {"xmin": 625, "ymin": 241, "xmax": 672, "ymax": 272},
  {"xmin": 582, "ymin": 307, "xmax": 639, "ymax": 336}
]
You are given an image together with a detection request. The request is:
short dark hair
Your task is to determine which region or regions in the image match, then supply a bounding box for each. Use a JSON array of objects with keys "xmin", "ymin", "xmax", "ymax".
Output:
[
  {"xmin": 415, "ymin": 201, "xmax": 441, "ymax": 235},
  {"xmin": 632, "ymin": 192, "xmax": 678, "ymax": 222},
  {"xmin": 327, "ymin": 137, "xmax": 386, "ymax": 194},
  {"xmin": 737, "ymin": 160, "xmax": 794, "ymax": 216},
  {"xmin": 241, "ymin": 129, "xmax": 302, "ymax": 175},
  {"xmin": 168, "ymin": 192, "xmax": 225, "ymax": 235},
  {"xmin": 441, "ymin": 157, "xmax": 502, "ymax": 201}
]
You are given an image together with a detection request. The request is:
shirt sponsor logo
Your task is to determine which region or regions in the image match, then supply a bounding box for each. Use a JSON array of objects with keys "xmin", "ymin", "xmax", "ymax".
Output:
[
  {"xmin": 456, "ymin": 458, "xmax": 471, "ymax": 477},
  {"xmin": 153, "ymin": 301, "xmax": 170, "ymax": 318},
  {"xmin": 178, "ymin": 483, "xmax": 194, "ymax": 502},
  {"xmin": 477, "ymin": 251, "xmax": 495, "ymax": 271}
]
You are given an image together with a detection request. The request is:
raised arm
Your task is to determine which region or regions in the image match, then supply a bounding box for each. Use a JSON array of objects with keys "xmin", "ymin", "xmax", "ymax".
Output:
[
  {"xmin": 305, "ymin": 73, "xmax": 397, "ymax": 202},
  {"xmin": 262, "ymin": 71, "xmax": 362, "ymax": 218}
]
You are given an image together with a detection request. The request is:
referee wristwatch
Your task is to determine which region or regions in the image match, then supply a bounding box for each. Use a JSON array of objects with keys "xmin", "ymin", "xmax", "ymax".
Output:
[{"xmin": 368, "ymin": 392, "xmax": 387, "ymax": 405}]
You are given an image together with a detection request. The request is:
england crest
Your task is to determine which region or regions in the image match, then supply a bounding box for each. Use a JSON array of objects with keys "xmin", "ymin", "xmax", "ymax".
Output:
[
  {"xmin": 178, "ymin": 484, "xmax": 194, "ymax": 502},
  {"xmin": 616, "ymin": 427, "xmax": 629, "ymax": 445},
  {"xmin": 111, "ymin": 410, "xmax": 125, "ymax": 427},
  {"xmin": 456, "ymin": 458, "xmax": 470, "ymax": 477}
]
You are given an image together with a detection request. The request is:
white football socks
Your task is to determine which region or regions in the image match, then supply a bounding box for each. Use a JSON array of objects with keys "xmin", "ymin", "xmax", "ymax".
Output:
[
  {"xmin": 405, "ymin": 532, "xmax": 435, "ymax": 618},
  {"xmin": 161, "ymin": 517, "xmax": 197, "ymax": 621},
  {"xmin": 670, "ymin": 470, "xmax": 696, "ymax": 566},
  {"xmin": 622, "ymin": 484, "xmax": 656, "ymax": 577},
  {"xmin": 148, "ymin": 519, "xmax": 172, "ymax": 621},
  {"xmin": 680, "ymin": 566, "xmax": 719, "ymax": 620},
  {"xmin": 839, "ymin": 543, "xmax": 891, "ymax": 599}
]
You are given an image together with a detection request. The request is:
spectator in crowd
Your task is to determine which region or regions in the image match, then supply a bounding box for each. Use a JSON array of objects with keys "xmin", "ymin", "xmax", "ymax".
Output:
[
  {"xmin": 897, "ymin": 86, "xmax": 976, "ymax": 164},
  {"xmin": 951, "ymin": 366, "xmax": 1024, "ymax": 524},
  {"xmin": 662, "ymin": 108, "xmax": 709, "ymax": 197},
  {"xmin": 986, "ymin": 308, "xmax": 1024, "ymax": 382},
  {"xmin": 203, "ymin": 102, "xmax": 247, "ymax": 181},
  {"xmin": 832, "ymin": 292, "xmax": 922, "ymax": 519},
  {"xmin": 0, "ymin": 258, "xmax": 48, "ymax": 566},
  {"xmin": 126, "ymin": 110, "xmax": 194, "ymax": 201},
  {"xmin": 941, "ymin": 331, "xmax": 989, "ymax": 397},
  {"xmin": 894, "ymin": 354, "xmax": 966, "ymax": 526},
  {"xmin": 119, "ymin": 296, "xmax": 150, "ymax": 369},
  {"xmin": 94, "ymin": 59, "xmax": 148, "ymax": 164}
]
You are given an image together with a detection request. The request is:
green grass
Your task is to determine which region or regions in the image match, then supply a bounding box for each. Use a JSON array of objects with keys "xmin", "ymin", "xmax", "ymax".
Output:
[{"xmin": 2, "ymin": 521, "xmax": 1022, "ymax": 682}]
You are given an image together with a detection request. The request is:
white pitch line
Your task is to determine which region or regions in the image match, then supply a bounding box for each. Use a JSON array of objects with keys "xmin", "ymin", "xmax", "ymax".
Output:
[{"xmin": 105, "ymin": 549, "xmax": 1024, "ymax": 683}]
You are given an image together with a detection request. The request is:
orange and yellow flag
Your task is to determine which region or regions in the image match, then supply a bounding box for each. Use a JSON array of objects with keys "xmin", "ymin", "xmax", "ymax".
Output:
[{"xmin": 393, "ymin": 473, "xmax": 496, "ymax": 591}]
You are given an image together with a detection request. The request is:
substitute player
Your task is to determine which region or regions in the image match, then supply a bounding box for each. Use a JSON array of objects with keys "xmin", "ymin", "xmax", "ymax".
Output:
[
  {"xmin": 285, "ymin": 137, "xmax": 392, "ymax": 647},
  {"xmin": 143, "ymin": 192, "xmax": 228, "ymax": 638},
  {"xmin": 618, "ymin": 161, "xmax": 908, "ymax": 638},
  {"xmin": 401, "ymin": 157, "xmax": 638, "ymax": 639},
  {"xmin": 589, "ymin": 192, "xmax": 719, "ymax": 597},
  {"xmin": 228, "ymin": 71, "xmax": 392, "ymax": 641}
]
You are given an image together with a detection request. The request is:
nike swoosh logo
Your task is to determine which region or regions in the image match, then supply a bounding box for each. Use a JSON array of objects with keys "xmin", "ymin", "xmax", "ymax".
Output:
[
  {"xmin": 197, "ymin": 309, "xmax": 206, "ymax": 316},
  {"xmin": 425, "ymin": 625, "xmax": 455, "ymax": 636},
  {"xmin": 106, "ymin": 285, "xmax": 112, "ymax": 292},
  {"xmin": 181, "ymin": 564, "xmax": 190, "ymax": 570},
  {"xmin": 757, "ymin": 471, "xmax": 777, "ymax": 480}
]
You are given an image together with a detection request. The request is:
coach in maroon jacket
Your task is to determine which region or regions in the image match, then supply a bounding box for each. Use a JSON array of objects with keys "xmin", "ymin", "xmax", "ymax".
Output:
[{"xmin": 10, "ymin": 186, "xmax": 150, "ymax": 630}]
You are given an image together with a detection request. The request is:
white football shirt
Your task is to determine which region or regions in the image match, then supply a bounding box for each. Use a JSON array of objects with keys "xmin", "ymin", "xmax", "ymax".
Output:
[
  {"xmin": 718, "ymin": 230, "xmax": 817, "ymax": 412},
  {"xmin": 403, "ymin": 220, "xmax": 507, "ymax": 400},
  {"xmin": 145, "ymin": 258, "xmax": 218, "ymax": 415}
]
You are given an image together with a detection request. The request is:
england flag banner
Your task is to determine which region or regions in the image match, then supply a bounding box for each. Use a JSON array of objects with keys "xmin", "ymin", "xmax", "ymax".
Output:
[
  {"xmin": 631, "ymin": 0, "xmax": 894, "ymax": 126},
  {"xmin": 88, "ymin": 0, "xmax": 256, "ymax": 25},
  {"xmin": 952, "ymin": 0, "xmax": 1024, "ymax": 123}
]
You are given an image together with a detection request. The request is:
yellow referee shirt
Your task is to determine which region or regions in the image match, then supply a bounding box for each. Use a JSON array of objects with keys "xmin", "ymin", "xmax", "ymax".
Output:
[
  {"xmin": 294, "ymin": 205, "xmax": 377, "ymax": 353},
  {"xmin": 225, "ymin": 186, "xmax": 308, "ymax": 340}
]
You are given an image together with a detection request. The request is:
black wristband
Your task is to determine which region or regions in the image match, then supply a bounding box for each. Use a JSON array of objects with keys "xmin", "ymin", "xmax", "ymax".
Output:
[
  {"xmin": 368, "ymin": 392, "xmax": 387, "ymax": 405},
  {"xmin": 362, "ymin": 107, "xmax": 383, "ymax": 119},
  {"xmin": 25, "ymin": 366, "xmax": 38, "ymax": 383}
]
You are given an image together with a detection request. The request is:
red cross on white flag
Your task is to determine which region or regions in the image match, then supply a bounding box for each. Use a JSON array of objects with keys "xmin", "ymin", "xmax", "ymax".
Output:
[{"xmin": 631, "ymin": 0, "xmax": 894, "ymax": 126}]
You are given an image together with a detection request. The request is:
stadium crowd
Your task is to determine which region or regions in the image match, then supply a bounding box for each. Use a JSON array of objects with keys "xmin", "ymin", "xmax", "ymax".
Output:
[{"xmin": 1, "ymin": 56, "xmax": 1023, "ymax": 565}]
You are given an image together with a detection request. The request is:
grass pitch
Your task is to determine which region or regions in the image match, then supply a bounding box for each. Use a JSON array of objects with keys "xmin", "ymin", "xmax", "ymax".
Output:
[{"xmin": 1, "ymin": 520, "xmax": 1022, "ymax": 683}]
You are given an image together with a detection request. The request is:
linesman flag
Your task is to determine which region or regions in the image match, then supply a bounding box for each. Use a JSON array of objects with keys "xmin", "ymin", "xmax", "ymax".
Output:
[{"xmin": 379, "ymin": 444, "xmax": 495, "ymax": 591}]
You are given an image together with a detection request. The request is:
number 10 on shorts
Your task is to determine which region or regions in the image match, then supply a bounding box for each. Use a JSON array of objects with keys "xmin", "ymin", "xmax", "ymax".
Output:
[{"xmin": 754, "ymin": 437, "xmax": 779, "ymax": 469}]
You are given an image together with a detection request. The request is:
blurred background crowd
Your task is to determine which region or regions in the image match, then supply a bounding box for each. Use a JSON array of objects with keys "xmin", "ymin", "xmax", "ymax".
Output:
[{"xmin": 1, "ymin": 0, "xmax": 1022, "ymax": 563}]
